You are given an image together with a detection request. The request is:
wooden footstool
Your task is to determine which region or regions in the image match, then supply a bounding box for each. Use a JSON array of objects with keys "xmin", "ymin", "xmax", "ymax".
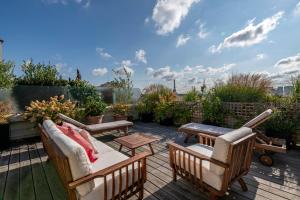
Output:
[{"xmin": 114, "ymin": 133, "xmax": 160, "ymax": 156}]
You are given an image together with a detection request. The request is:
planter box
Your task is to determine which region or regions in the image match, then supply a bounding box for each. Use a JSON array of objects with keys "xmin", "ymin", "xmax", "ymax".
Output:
[
  {"xmin": 0, "ymin": 123, "xmax": 10, "ymax": 150},
  {"xmin": 9, "ymin": 114, "xmax": 38, "ymax": 140}
]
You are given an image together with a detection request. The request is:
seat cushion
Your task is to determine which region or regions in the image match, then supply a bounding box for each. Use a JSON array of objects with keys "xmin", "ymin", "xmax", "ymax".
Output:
[
  {"xmin": 80, "ymin": 150, "xmax": 139, "ymax": 200},
  {"xmin": 85, "ymin": 120, "xmax": 133, "ymax": 132},
  {"xmin": 180, "ymin": 123, "xmax": 234, "ymax": 136},
  {"xmin": 211, "ymin": 127, "xmax": 252, "ymax": 175},
  {"xmin": 43, "ymin": 120, "xmax": 94, "ymax": 196},
  {"xmin": 175, "ymin": 144, "xmax": 223, "ymax": 191}
]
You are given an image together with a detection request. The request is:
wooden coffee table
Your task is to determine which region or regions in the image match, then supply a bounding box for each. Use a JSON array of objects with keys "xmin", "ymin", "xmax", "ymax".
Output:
[{"xmin": 114, "ymin": 133, "xmax": 160, "ymax": 156}]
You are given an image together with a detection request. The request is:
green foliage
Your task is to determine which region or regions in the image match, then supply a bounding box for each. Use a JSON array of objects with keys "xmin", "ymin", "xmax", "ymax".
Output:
[
  {"xmin": 16, "ymin": 60, "xmax": 66, "ymax": 86},
  {"xmin": 173, "ymin": 103, "xmax": 192, "ymax": 126},
  {"xmin": 0, "ymin": 60, "xmax": 15, "ymax": 89},
  {"xmin": 154, "ymin": 101, "xmax": 174, "ymax": 123},
  {"xmin": 292, "ymin": 75, "xmax": 300, "ymax": 102},
  {"xmin": 84, "ymin": 96, "xmax": 106, "ymax": 116},
  {"xmin": 69, "ymin": 80, "xmax": 100, "ymax": 105},
  {"xmin": 202, "ymin": 94, "xmax": 223, "ymax": 125},
  {"xmin": 184, "ymin": 88, "xmax": 200, "ymax": 102},
  {"xmin": 213, "ymin": 73, "xmax": 271, "ymax": 102},
  {"xmin": 264, "ymin": 109, "xmax": 297, "ymax": 138}
]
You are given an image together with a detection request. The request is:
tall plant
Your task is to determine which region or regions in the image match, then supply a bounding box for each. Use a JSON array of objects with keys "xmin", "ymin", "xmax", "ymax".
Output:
[
  {"xmin": 292, "ymin": 75, "xmax": 300, "ymax": 102},
  {"xmin": 0, "ymin": 61, "xmax": 15, "ymax": 89},
  {"xmin": 112, "ymin": 67, "xmax": 133, "ymax": 104}
]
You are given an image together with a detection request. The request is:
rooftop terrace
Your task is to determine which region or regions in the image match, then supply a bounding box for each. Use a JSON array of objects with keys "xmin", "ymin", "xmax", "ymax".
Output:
[{"xmin": 1, "ymin": 122, "xmax": 299, "ymax": 200}]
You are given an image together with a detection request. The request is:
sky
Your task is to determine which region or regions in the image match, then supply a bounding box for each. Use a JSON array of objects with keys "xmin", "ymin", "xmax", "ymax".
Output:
[{"xmin": 1, "ymin": 0, "xmax": 300, "ymax": 92}]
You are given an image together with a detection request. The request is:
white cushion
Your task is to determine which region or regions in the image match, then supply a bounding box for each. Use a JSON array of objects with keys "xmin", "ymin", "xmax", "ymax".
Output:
[
  {"xmin": 176, "ymin": 144, "xmax": 223, "ymax": 191},
  {"xmin": 85, "ymin": 120, "xmax": 133, "ymax": 132},
  {"xmin": 211, "ymin": 127, "xmax": 252, "ymax": 175},
  {"xmin": 58, "ymin": 113, "xmax": 87, "ymax": 128},
  {"xmin": 43, "ymin": 120, "xmax": 94, "ymax": 196},
  {"xmin": 180, "ymin": 123, "xmax": 234, "ymax": 136},
  {"xmin": 80, "ymin": 150, "xmax": 139, "ymax": 200},
  {"xmin": 243, "ymin": 109, "xmax": 272, "ymax": 128}
]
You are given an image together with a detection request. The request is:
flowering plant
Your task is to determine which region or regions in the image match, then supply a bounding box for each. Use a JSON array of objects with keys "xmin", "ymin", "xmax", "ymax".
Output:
[
  {"xmin": 24, "ymin": 95, "xmax": 77, "ymax": 124},
  {"xmin": 111, "ymin": 103, "xmax": 130, "ymax": 116}
]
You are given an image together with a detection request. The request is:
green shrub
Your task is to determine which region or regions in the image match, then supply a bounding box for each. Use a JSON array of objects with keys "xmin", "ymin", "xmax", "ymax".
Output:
[
  {"xmin": 184, "ymin": 88, "xmax": 200, "ymax": 102},
  {"xmin": 173, "ymin": 103, "xmax": 192, "ymax": 126},
  {"xmin": 84, "ymin": 96, "xmax": 106, "ymax": 117},
  {"xmin": 16, "ymin": 60, "xmax": 65, "ymax": 86},
  {"xmin": 69, "ymin": 80, "xmax": 100, "ymax": 105},
  {"xmin": 154, "ymin": 101, "xmax": 174, "ymax": 123},
  {"xmin": 202, "ymin": 93, "xmax": 223, "ymax": 125},
  {"xmin": 214, "ymin": 73, "xmax": 271, "ymax": 102},
  {"xmin": 292, "ymin": 75, "xmax": 300, "ymax": 102},
  {"xmin": 0, "ymin": 60, "xmax": 15, "ymax": 89}
]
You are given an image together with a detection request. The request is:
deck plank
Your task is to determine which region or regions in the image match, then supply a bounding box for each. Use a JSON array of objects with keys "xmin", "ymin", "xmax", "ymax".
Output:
[{"xmin": 1, "ymin": 122, "xmax": 300, "ymax": 200}]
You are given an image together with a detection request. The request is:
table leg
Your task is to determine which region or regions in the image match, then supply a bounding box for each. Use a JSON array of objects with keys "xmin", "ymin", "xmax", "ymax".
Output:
[
  {"xmin": 149, "ymin": 143, "xmax": 154, "ymax": 155},
  {"xmin": 119, "ymin": 144, "xmax": 123, "ymax": 152},
  {"xmin": 131, "ymin": 148, "xmax": 135, "ymax": 156}
]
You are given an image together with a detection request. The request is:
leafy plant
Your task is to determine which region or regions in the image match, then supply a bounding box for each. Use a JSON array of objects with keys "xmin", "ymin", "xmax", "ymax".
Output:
[
  {"xmin": 292, "ymin": 75, "xmax": 300, "ymax": 102},
  {"xmin": 173, "ymin": 103, "xmax": 192, "ymax": 126},
  {"xmin": 154, "ymin": 101, "xmax": 174, "ymax": 123},
  {"xmin": 0, "ymin": 101, "xmax": 13, "ymax": 124},
  {"xmin": 84, "ymin": 96, "xmax": 107, "ymax": 117},
  {"xmin": 16, "ymin": 59, "xmax": 63, "ymax": 86},
  {"xmin": 112, "ymin": 67, "xmax": 133, "ymax": 104},
  {"xmin": 202, "ymin": 93, "xmax": 223, "ymax": 125},
  {"xmin": 24, "ymin": 95, "xmax": 78, "ymax": 124},
  {"xmin": 112, "ymin": 103, "xmax": 130, "ymax": 116},
  {"xmin": 184, "ymin": 88, "xmax": 200, "ymax": 102},
  {"xmin": 69, "ymin": 80, "xmax": 100, "ymax": 105},
  {"xmin": 214, "ymin": 73, "xmax": 271, "ymax": 102},
  {"xmin": 0, "ymin": 61, "xmax": 15, "ymax": 89}
]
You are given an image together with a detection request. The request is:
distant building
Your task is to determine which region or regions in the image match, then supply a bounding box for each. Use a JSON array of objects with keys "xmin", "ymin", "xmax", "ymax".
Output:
[
  {"xmin": 271, "ymin": 86, "xmax": 293, "ymax": 96},
  {"xmin": 0, "ymin": 37, "xmax": 3, "ymax": 61}
]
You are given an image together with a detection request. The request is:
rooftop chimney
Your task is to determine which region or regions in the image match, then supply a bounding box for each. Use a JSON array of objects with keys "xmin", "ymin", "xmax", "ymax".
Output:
[
  {"xmin": 0, "ymin": 37, "xmax": 3, "ymax": 61},
  {"xmin": 173, "ymin": 79, "xmax": 177, "ymax": 93}
]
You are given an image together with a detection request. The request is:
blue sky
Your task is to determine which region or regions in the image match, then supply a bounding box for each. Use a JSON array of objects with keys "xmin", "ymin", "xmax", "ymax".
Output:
[{"xmin": 1, "ymin": 0, "xmax": 300, "ymax": 92}]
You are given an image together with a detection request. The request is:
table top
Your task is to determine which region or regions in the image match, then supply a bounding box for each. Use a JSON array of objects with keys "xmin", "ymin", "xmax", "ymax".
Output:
[{"xmin": 114, "ymin": 133, "xmax": 160, "ymax": 149}]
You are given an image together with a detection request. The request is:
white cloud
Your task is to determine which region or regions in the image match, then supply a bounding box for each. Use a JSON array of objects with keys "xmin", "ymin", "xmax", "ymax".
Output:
[
  {"xmin": 121, "ymin": 59, "xmax": 133, "ymax": 67},
  {"xmin": 294, "ymin": 1, "xmax": 300, "ymax": 16},
  {"xmin": 209, "ymin": 11, "xmax": 284, "ymax": 53},
  {"xmin": 256, "ymin": 53, "xmax": 266, "ymax": 60},
  {"xmin": 146, "ymin": 67, "xmax": 154, "ymax": 75},
  {"xmin": 135, "ymin": 49, "xmax": 147, "ymax": 64},
  {"xmin": 92, "ymin": 68, "xmax": 108, "ymax": 76},
  {"xmin": 195, "ymin": 20, "xmax": 209, "ymax": 39},
  {"xmin": 96, "ymin": 48, "xmax": 112, "ymax": 59},
  {"xmin": 55, "ymin": 63, "xmax": 67, "ymax": 72},
  {"xmin": 152, "ymin": 0, "xmax": 200, "ymax": 35},
  {"xmin": 183, "ymin": 66, "xmax": 192, "ymax": 72},
  {"xmin": 206, "ymin": 64, "xmax": 236, "ymax": 74},
  {"xmin": 149, "ymin": 66, "xmax": 180, "ymax": 82},
  {"xmin": 274, "ymin": 53, "xmax": 300, "ymax": 72},
  {"xmin": 188, "ymin": 77, "xmax": 197, "ymax": 84},
  {"xmin": 114, "ymin": 66, "xmax": 134, "ymax": 76},
  {"xmin": 176, "ymin": 34, "xmax": 191, "ymax": 47},
  {"xmin": 144, "ymin": 17, "xmax": 150, "ymax": 24}
]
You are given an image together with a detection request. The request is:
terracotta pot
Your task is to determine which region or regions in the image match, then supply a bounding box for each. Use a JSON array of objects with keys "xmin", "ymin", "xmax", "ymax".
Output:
[
  {"xmin": 113, "ymin": 114, "xmax": 127, "ymax": 121},
  {"xmin": 86, "ymin": 115, "xmax": 104, "ymax": 124}
]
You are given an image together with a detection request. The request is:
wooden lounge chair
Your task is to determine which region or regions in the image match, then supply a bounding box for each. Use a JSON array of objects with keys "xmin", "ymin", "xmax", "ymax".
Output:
[
  {"xmin": 58, "ymin": 113, "xmax": 133, "ymax": 135},
  {"xmin": 178, "ymin": 109, "xmax": 286, "ymax": 166},
  {"xmin": 169, "ymin": 127, "xmax": 256, "ymax": 200}
]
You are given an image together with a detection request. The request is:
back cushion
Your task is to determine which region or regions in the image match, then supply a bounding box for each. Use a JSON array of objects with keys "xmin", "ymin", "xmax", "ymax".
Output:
[
  {"xmin": 243, "ymin": 109, "xmax": 272, "ymax": 128},
  {"xmin": 211, "ymin": 127, "xmax": 252, "ymax": 175},
  {"xmin": 43, "ymin": 120, "xmax": 94, "ymax": 196}
]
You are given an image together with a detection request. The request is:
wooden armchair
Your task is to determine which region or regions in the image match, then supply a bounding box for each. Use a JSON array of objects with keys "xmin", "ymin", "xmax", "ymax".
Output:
[{"xmin": 169, "ymin": 127, "xmax": 256, "ymax": 200}]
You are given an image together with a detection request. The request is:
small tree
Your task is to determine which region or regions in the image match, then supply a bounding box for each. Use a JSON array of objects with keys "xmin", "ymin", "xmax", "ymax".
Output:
[
  {"xmin": 0, "ymin": 60, "xmax": 15, "ymax": 89},
  {"xmin": 292, "ymin": 75, "xmax": 300, "ymax": 102},
  {"xmin": 112, "ymin": 67, "xmax": 133, "ymax": 104}
]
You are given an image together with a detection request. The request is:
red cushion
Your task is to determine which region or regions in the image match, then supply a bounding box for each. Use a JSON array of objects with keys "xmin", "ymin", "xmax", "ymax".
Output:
[{"xmin": 56, "ymin": 125, "xmax": 98, "ymax": 163}]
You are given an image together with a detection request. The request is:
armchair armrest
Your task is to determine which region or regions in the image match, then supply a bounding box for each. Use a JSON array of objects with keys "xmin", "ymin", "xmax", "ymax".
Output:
[
  {"xmin": 68, "ymin": 151, "xmax": 151, "ymax": 189},
  {"xmin": 168, "ymin": 142, "xmax": 228, "ymax": 169}
]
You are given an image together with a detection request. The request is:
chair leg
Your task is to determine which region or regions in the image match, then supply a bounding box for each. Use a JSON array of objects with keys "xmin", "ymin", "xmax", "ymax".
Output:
[
  {"xmin": 238, "ymin": 178, "xmax": 248, "ymax": 192},
  {"xmin": 210, "ymin": 192, "xmax": 218, "ymax": 200},
  {"xmin": 173, "ymin": 170, "xmax": 177, "ymax": 182},
  {"xmin": 138, "ymin": 186, "xmax": 144, "ymax": 200}
]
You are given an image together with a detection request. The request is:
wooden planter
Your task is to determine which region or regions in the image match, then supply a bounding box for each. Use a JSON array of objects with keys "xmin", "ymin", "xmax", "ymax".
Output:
[
  {"xmin": 113, "ymin": 114, "xmax": 128, "ymax": 121},
  {"xmin": 159, "ymin": 117, "xmax": 174, "ymax": 126},
  {"xmin": 139, "ymin": 112, "xmax": 154, "ymax": 123},
  {"xmin": 86, "ymin": 115, "xmax": 104, "ymax": 124},
  {"xmin": 0, "ymin": 123, "xmax": 10, "ymax": 150}
]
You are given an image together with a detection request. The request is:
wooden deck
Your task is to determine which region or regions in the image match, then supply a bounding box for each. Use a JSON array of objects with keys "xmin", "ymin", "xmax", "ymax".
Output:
[{"xmin": 1, "ymin": 122, "xmax": 300, "ymax": 200}]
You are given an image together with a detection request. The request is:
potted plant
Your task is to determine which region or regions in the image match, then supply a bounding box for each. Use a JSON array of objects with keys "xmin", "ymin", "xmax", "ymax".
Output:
[
  {"xmin": 0, "ymin": 101, "xmax": 13, "ymax": 150},
  {"xmin": 112, "ymin": 103, "xmax": 129, "ymax": 121},
  {"xmin": 84, "ymin": 96, "xmax": 107, "ymax": 124}
]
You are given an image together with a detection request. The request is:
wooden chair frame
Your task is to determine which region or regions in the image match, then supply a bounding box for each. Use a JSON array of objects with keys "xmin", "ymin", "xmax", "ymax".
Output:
[
  {"xmin": 39, "ymin": 124, "xmax": 150, "ymax": 200},
  {"xmin": 168, "ymin": 132, "xmax": 256, "ymax": 200}
]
